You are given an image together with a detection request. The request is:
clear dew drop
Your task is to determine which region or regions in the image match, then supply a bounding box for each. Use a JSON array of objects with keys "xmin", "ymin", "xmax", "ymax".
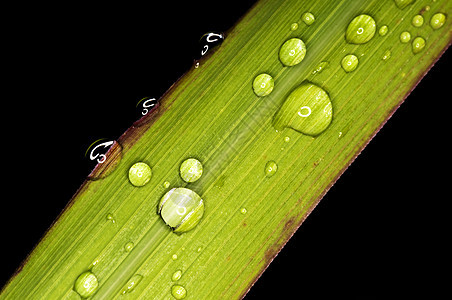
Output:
[
  {"xmin": 124, "ymin": 241, "xmax": 134, "ymax": 252},
  {"xmin": 378, "ymin": 25, "xmax": 389, "ymax": 36},
  {"xmin": 284, "ymin": 136, "xmax": 290, "ymax": 142},
  {"xmin": 430, "ymin": 13, "xmax": 446, "ymax": 30},
  {"xmin": 264, "ymin": 161, "xmax": 278, "ymax": 178},
  {"xmin": 290, "ymin": 22, "xmax": 299, "ymax": 31},
  {"xmin": 163, "ymin": 181, "xmax": 170, "ymax": 188},
  {"xmin": 253, "ymin": 73, "xmax": 274, "ymax": 97},
  {"xmin": 171, "ymin": 285, "xmax": 187, "ymax": 299},
  {"xmin": 302, "ymin": 12, "xmax": 315, "ymax": 25},
  {"xmin": 399, "ymin": 31, "xmax": 411, "ymax": 43},
  {"xmin": 120, "ymin": 274, "xmax": 143, "ymax": 295},
  {"xmin": 273, "ymin": 82, "xmax": 333, "ymax": 136},
  {"xmin": 172, "ymin": 270, "xmax": 182, "ymax": 281},
  {"xmin": 179, "ymin": 158, "xmax": 203, "ymax": 183},
  {"xmin": 341, "ymin": 54, "xmax": 359, "ymax": 72},
  {"xmin": 128, "ymin": 162, "xmax": 152, "ymax": 187},
  {"xmin": 74, "ymin": 271, "xmax": 99, "ymax": 298},
  {"xmin": 279, "ymin": 38, "xmax": 307, "ymax": 66},
  {"xmin": 412, "ymin": 15, "xmax": 424, "ymax": 27},
  {"xmin": 394, "ymin": 0, "xmax": 415, "ymax": 9},
  {"xmin": 382, "ymin": 49, "xmax": 391, "ymax": 61},
  {"xmin": 345, "ymin": 14, "xmax": 376, "ymax": 44},
  {"xmin": 311, "ymin": 61, "xmax": 329, "ymax": 74},
  {"xmin": 412, "ymin": 37, "xmax": 426, "ymax": 54},
  {"xmin": 240, "ymin": 208, "xmax": 247, "ymax": 214},
  {"xmin": 172, "ymin": 254, "xmax": 178, "ymax": 260}
]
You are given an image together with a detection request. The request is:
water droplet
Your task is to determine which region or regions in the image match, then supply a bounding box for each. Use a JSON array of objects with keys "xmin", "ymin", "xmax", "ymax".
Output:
[
  {"xmin": 74, "ymin": 271, "xmax": 98, "ymax": 298},
  {"xmin": 412, "ymin": 15, "xmax": 424, "ymax": 27},
  {"xmin": 194, "ymin": 62, "xmax": 200, "ymax": 68},
  {"xmin": 399, "ymin": 31, "xmax": 411, "ymax": 43},
  {"xmin": 382, "ymin": 49, "xmax": 391, "ymax": 61},
  {"xmin": 124, "ymin": 242, "xmax": 134, "ymax": 252},
  {"xmin": 158, "ymin": 188, "xmax": 204, "ymax": 233},
  {"xmin": 430, "ymin": 13, "xmax": 446, "ymax": 29},
  {"xmin": 424, "ymin": 5, "xmax": 431, "ymax": 12},
  {"xmin": 394, "ymin": 0, "xmax": 415, "ymax": 9},
  {"xmin": 290, "ymin": 22, "xmax": 299, "ymax": 31},
  {"xmin": 378, "ymin": 25, "xmax": 389, "ymax": 36},
  {"xmin": 197, "ymin": 247, "xmax": 202, "ymax": 252},
  {"xmin": 179, "ymin": 158, "xmax": 203, "ymax": 183},
  {"xmin": 284, "ymin": 136, "xmax": 290, "ymax": 142},
  {"xmin": 311, "ymin": 61, "xmax": 329, "ymax": 74},
  {"xmin": 412, "ymin": 37, "xmax": 426, "ymax": 54},
  {"xmin": 338, "ymin": 131, "xmax": 343, "ymax": 138},
  {"xmin": 252, "ymin": 73, "xmax": 274, "ymax": 97},
  {"xmin": 341, "ymin": 54, "xmax": 359, "ymax": 72},
  {"xmin": 301, "ymin": 12, "xmax": 315, "ymax": 25},
  {"xmin": 106, "ymin": 213, "xmax": 116, "ymax": 223},
  {"xmin": 172, "ymin": 254, "xmax": 178, "ymax": 260},
  {"xmin": 172, "ymin": 270, "xmax": 182, "ymax": 281},
  {"xmin": 163, "ymin": 181, "xmax": 170, "ymax": 188},
  {"xmin": 128, "ymin": 162, "xmax": 152, "ymax": 187},
  {"xmin": 264, "ymin": 161, "xmax": 278, "ymax": 178},
  {"xmin": 345, "ymin": 14, "xmax": 376, "ymax": 44},
  {"xmin": 240, "ymin": 208, "xmax": 247, "ymax": 214},
  {"xmin": 279, "ymin": 38, "xmax": 307, "ymax": 67},
  {"xmin": 120, "ymin": 274, "xmax": 143, "ymax": 295},
  {"xmin": 171, "ymin": 285, "xmax": 187, "ymax": 299},
  {"xmin": 273, "ymin": 82, "xmax": 333, "ymax": 136}
]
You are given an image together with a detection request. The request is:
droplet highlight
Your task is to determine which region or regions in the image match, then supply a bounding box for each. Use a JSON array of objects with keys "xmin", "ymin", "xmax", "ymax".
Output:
[
  {"xmin": 279, "ymin": 38, "xmax": 307, "ymax": 67},
  {"xmin": 378, "ymin": 25, "xmax": 389, "ymax": 36},
  {"xmin": 302, "ymin": 12, "xmax": 315, "ymax": 25},
  {"xmin": 345, "ymin": 14, "xmax": 376, "ymax": 44},
  {"xmin": 171, "ymin": 285, "xmax": 187, "ymax": 299},
  {"xmin": 120, "ymin": 274, "xmax": 143, "ymax": 295},
  {"xmin": 399, "ymin": 31, "xmax": 411, "ymax": 43},
  {"xmin": 158, "ymin": 187, "xmax": 205, "ymax": 233},
  {"xmin": 265, "ymin": 161, "xmax": 278, "ymax": 178},
  {"xmin": 74, "ymin": 271, "xmax": 99, "ymax": 298},
  {"xmin": 412, "ymin": 37, "xmax": 426, "ymax": 54},
  {"xmin": 128, "ymin": 162, "xmax": 152, "ymax": 187},
  {"xmin": 253, "ymin": 73, "xmax": 274, "ymax": 97},
  {"xmin": 273, "ymin": 82, "xmax": 333, "ymax": 136},
  {"xmin": 430, "ymin": 13, "xmax": 446, "ymax": 30},
  {"xmin": 179, "ymin": 158, "xmax": 203, "ymax": 183},
  {"xmin": 172, "ymin": 270, "xmax": 182, "ymax": 281},
  {"xmin": 394, "ymin": 0, "xmax": 415, "ymax": 9},
  {"xmin": 341, "ymin": 54, "xmax": 359, "ymax": 73},
  {"xmin": 412, "ymin": 15, "xmax": 424, "ymax": 27}
]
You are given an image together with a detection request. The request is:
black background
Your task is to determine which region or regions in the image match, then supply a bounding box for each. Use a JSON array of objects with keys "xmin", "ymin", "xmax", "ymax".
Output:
[{"xmin": 2, "ymin": 1, "xmax": 450, "ymax": 298}]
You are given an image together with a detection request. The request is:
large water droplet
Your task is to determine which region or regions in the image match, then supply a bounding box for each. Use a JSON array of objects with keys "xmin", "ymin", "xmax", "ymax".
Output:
[
  {"xmin": 253, "ymin": 73, "xmax": 274, "ymax": 97},
  {"xmin": 430, "ymin": 13, "xmax": 446, "ymax": 30},
  {"xmin": 412, "ymin": 37, "xmax": 426, "ymax": 54},
  {"xmin": 179, "ymin": 158, "xmax": 203, "ymax": 183},
  {"xmin": 279, "ymin": 38, "xmax": 307, "ymax": 67},
  {"xmin": 302, "ymin": 12, "xmax": 315, "ymax": 25},
  {"xmin": 74, "ymin": 271, "xmax": 99, "ymax": 298},
  {"xmin": 171, "ymin": 285, "xmax": 187, "ymax": 299},
  {"xmin": 158, "ymin": 188, "xmax": 204, "ymax": 233},
  {"xmin": 345, "ymin": 14, "xmax": 376, "ymax": 44},
  {"xmin": 399, "ymin": 31, "xmax": 411, "ymax": 43},
  {"xmin": 412, "ymin": 15, "xmax": 424, "ymax": 27},
  {"xmin": 273, "ymin": 82, "xmax": 332, "ymax": 136},
  {"xmin": 172, "ymin": 270, "xmax": 182, "ymax": 281},
  {"xmin": 128, "ymin": 162, "xmax": 152, "ymax": 187},
  {"xmin": 120, "ymin": 274, "xmax": 143, "ymax": 295},
  {"xmin": 264, "ymin": 161, "xmax": 278, "ymax": 178},
  {"xmin": 341, "ymin": 54, "xmax": 359, "ymax": 72},
  {"xmin": 394, "ymin": 0, "xmax": 415, "ymax": 9},
  {"xmin": 378, "ymin": 25, "xmax": 389, "ymax": 36}
]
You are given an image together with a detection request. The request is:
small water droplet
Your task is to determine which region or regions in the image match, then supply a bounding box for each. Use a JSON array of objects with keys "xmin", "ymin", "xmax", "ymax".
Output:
[
  {"xmin": 284, "ymin": 136, "xmax": 290, "ymax": 142},
  {"xmin": 74, "ymin": 271, "xmax": 98, "ymax": 298},
  {"xmin": 264, "ymin": 161, "xmax": 278, "ymax": 178},
  {"xmin": 430, "ymin": 13, "xmax": 446, "ymax": 29},
  {"xmin": 124, "ymin": 242, "xmax": 134, "ymax": 252},
  {"xmin": 412, "ymin": 37, "xmax": 426, "ymax": 54},
  {"xmin": 394, "ymin": 0, "xmax": 415, "ymax": 9},
  {"xmin": 240, "ymin": 208, "xmax": 247, "ymax": 214},
  {"xmin": 382, "ymin": 49, "xmax": 391, "ymax": 61},
  {"xmin": 106, "ymin": 213, "xmax": 116, "ymax": 223},
  {"xmin": 172, "ymin": 270, "xmax": 182, "ymax": 281},
  {"xmin": 412, "ymin": 15, "xmax": 424, "ymax": 27},
  {"xmin": 172, "ymin": 254, "xmax": 178, "ymax": 260},
  {"xmin": 159, "ymin": 188, "xmax": 205, "ymax": 233},
  {"xmin": 302, "ymin": 12, "xmax": 315, "ymax": 25},
  {"xmin": 424, "ymin": 5, "xmax": 431, "ymax": 12},
  {"xmin": 120, "ymin": 274, "xmax": 143, "ymax": 295},
  {"xmin": 378, "ymin": 25, "xmax": 389, "ymax": 36},
  {"xmin": 399, "ymin": 31, "xmax": 411, "ymax": 43},
  {"xmin": 273, "ymin": 82, "xmax": 333, "ymax": 136},
  {"xmin": 311, "ymin": 61, "xmax": 329, "ymax": 74},
  {"xmin": 341, "ymin": 54, "xmax": 359, "ymax": 72},
  {"xmin": 345, "ymin": 14, "xmax": 376, "ymax": 44},
  {"xmin": 338, "ymin": 131, "xmax": 343, "ymax": 138},
  {"xmin": 128, "ymin": 162, "xmax": 152, "ymax": 187},
  {"xmin": 171, "ymin": 285, "xmax": 187, "ymax": 299},
  {"xmin": 290, "ymin": 22, "xmax": 299, "ymax": 31},
  {"xmin": 194, "ymin": 62, "xmax": 200, "ymax": 68},
  {"xmin": 279, "ymin": 38, "xmax": 307, "ymax": 67},
  {"xmin": 252, "ymin": 73, "xmax": 274, "ymax": 97},
  {"xmin": 179, "ymin": 158, "xmax": 203, "ymax": 183},
  {"xmin": 163, "ymin": 181, "xmax": 170, "ymax": 188}
]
